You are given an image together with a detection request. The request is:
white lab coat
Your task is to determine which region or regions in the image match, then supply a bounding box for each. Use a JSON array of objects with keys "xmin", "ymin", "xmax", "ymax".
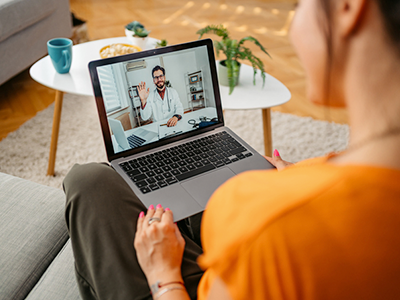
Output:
[{"xmin": 140, "ymin": 87, "xmax": 184, "ymax": 122}]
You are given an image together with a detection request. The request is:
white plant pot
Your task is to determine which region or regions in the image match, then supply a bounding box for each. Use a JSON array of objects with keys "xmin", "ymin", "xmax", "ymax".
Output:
[{"xmin": 125, "ymin": 28, "xmax": 148, "ymax": 50}]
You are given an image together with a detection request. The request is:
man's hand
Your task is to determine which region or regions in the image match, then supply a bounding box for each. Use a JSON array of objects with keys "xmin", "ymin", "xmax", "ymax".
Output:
[
  {"xmin": 264, "ymin": 149, "xmax": 293, "ymax": 171},
  {"xmin": 167, "ymin": 116, "xmax": 178, "ymax": 127},
  {"xmin": 137, "ymin": 81, "xmax": 150, "ymax": 106}
]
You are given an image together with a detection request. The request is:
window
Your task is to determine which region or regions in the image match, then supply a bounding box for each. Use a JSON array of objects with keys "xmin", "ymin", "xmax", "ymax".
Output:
[{"xmin": 98, "ymin": 65, "xmax": 121, "ymax": 113}]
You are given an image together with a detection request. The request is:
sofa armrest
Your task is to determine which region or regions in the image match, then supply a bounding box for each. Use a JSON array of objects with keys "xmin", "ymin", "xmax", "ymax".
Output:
[{"xmin": 0, "ymin": 172, "xmax": 68, "ymax": 300}]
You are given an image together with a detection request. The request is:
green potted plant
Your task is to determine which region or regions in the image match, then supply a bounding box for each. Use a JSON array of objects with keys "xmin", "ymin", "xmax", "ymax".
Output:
[
  {"xmin": 155, "ymin": 39, "xmax": 168, "ymax": 48},
  {"xmin": 125, "ymin": 21, "xmax": 150, "ymax": 49},
  {"xmin": 197, "ymin": 25, "xmax": 271, "ymax": 94}
]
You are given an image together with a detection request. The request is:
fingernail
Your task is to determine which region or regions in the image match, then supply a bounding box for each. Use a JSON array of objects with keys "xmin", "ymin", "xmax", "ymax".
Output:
[
  {"xmin": 149, "ymin": 204, "xmax": 154, "ymax": 210},
  {"xmin": 156, "ymin": 204, "xmax": 162, "ymax": 209},
  {"xmin": 274, "ymin": 149, "xmax": 280, "ymax": 157},
  {"xmin": 139, "ymin": 211, "xmax": 144, "ymax": 218},
  {"xmin": 165, "ymin": 207, "xmax": 170, "ymax": 211}
]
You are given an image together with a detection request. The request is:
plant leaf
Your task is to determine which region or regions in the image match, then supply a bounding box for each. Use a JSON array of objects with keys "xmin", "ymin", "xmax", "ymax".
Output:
[
  {"xmin": 196, "ymin": 25, "xmax": 229, "ymax": 39},
  {"xmin": 238, "ymin": 36, "xmax": 271, "ymax": 59}
]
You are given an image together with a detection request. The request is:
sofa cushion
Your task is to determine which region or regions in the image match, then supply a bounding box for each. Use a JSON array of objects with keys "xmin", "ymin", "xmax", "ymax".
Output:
[
  {"xmin": 0, "ymin": 172, "xmax": 69, "ymax": 300},
  {"xmin": 0, "ymin": 0, "xmax": 56, "ymax": 42},
  {"xmin": 26, "ymin": 239, "xmax": 81, "ymax": 300}
]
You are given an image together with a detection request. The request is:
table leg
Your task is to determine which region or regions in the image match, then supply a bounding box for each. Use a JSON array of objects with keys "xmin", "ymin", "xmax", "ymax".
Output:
[
  {"xmin": 262, "ymin": 108, "xmax": 273, "ymax": 157},
  {"xmin": 47, "ymin": 90, "xmax": 64, "ymax": 176}
]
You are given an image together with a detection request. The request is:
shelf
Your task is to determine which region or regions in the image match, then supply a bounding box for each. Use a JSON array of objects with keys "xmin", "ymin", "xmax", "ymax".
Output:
[{"xmin": 190, "ymin": 90, "xmax": 204, "ymax": 94}]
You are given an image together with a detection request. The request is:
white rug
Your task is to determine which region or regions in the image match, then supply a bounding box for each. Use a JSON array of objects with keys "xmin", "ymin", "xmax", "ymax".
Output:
[{"xmin": 0, "ymin": 94, "xmax": 349, "ymax": 189}]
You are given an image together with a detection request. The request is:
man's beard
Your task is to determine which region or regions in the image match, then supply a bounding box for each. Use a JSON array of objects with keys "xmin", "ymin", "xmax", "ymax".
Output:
[{"xmin": 156, "ymin": 81, "xmax": 165, "ymax": 90}]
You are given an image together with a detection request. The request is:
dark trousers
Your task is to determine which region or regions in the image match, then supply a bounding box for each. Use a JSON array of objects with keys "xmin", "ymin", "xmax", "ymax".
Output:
[{"xmin": 64, "ymin": 163, "xmax": 204, "ymax": 300}]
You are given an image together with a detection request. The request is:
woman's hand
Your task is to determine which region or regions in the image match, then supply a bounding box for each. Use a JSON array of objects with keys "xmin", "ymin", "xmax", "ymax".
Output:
[
  {"xmin": 134, "ymin": 204, "xmax": 185, "ymax": 284},
  {"xmin": 264, "ymin": 149, "xmax": 293, "ymax": 171}
]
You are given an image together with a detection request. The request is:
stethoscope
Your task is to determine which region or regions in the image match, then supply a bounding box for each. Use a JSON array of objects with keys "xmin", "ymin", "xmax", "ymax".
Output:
[{"xmin": 156, "ymin": 87, "xmax": 171, "ymax": 113}]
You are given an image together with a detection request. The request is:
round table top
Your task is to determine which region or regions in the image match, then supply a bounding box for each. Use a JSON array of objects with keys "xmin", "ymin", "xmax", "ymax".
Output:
[
  {"xmin": 30, "ymin": 37, "xmax": 159, "ymax": 97},
  {"xmin": 218, "ymin": 62, "xmax": 291, "ymax": 110},
  {"xmin": 30, "ymin": 37, "xmax": 291, "ymax": 110}
]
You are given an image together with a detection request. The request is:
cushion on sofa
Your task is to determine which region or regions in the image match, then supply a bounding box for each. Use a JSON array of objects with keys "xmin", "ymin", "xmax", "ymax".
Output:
[
  {"xmin": 0, "ymin": 172, "xmax": 69, "ymax": 300},
  {"xmin": 26, "ymin": 239, "xmax": 80, "ymax": 300},
  {"xmin": 0, "ymin": 0, "xmax": 56, "ymax": 42}
]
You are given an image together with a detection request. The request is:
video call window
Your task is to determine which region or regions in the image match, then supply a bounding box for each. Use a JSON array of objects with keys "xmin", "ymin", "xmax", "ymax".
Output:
[{"xmin": 97, "ymin": 45, "xmax": 218, "ymax": 154}]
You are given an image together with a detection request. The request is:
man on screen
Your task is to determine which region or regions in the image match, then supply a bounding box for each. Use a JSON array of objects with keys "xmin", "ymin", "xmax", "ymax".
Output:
[{"xmin": 138, "ymin": 65, "xmax": 184, "ymax": 127}]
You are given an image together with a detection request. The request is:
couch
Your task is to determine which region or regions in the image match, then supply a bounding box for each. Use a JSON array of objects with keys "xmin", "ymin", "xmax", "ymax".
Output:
[
  {"xmin": 0, "ymin": 0, "xmax": 72, "ymax": 86},
  {"xmin": 0, "ymin": 172, "xmax": 80, "ymax": 299}
]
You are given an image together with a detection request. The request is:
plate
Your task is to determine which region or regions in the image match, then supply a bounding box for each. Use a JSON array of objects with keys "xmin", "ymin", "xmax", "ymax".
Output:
[{"xmin": 99, "ymin": 43, "xmax": 141, "ymax": 58}]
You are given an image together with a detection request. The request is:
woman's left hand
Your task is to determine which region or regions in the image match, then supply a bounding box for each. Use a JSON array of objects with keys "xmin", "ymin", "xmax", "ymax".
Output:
[{"xmin": 134, "ymin": 204, "xmax": 185, "ymax": 283}]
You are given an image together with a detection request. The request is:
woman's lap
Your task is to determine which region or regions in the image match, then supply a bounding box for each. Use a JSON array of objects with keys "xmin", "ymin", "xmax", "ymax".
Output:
[{"xmin": 64, "ymin": 162, "xmax": 204, "ymax": 300}]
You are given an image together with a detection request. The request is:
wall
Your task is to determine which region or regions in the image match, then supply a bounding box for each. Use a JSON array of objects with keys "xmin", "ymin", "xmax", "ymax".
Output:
[
  {"xmin": 162, "ymin": 50, "xmax": 198, "ymax": 110},
  {"xmin": 194, "ymin": 46, "xmax": 216, "ymax": 108}
]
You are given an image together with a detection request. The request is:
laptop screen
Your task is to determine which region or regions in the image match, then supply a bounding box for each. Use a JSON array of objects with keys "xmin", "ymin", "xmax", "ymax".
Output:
[{"xmin": 89, "ymin": 39, "xmax": 224, "ymax": 160}]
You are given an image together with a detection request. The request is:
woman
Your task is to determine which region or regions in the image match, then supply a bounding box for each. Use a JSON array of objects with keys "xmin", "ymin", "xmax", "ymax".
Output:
[{"xmin": 64, "ymin": 0, "xmax": 400, "ymax": 299}]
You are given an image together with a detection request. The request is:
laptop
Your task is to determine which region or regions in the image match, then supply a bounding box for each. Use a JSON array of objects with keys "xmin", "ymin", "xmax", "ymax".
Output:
[
  {"xmin": 108, "ymin": 118, "xmax": 157, "ymax": 150},
  {"xmin": 89, "ymin": 39, "xmax": 274, "ymax": 221}
]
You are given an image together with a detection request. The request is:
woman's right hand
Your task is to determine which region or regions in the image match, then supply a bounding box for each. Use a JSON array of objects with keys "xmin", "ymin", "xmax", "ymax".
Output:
[{"xmin": 264, "ymin": 149, "xmax": 293, "ymax": 171}]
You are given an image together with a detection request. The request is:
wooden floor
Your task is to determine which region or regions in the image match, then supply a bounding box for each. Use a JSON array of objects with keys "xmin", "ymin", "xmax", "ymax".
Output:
[{"xmin": 0, "ymin": 0, "xmax": 348, "ymax": 141}]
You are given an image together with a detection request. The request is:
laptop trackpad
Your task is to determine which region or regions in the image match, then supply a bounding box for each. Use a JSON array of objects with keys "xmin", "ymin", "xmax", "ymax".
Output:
[{"xmin": 181, "ymin": 167, "xmax": 236, "ymax": 208}]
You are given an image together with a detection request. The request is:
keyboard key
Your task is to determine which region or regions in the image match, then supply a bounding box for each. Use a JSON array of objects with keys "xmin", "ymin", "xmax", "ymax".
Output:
[
  {"xmin": 146, "ymin": 170, "xmax": 156, "ymax": 177},
  {"xmin": 135, "ymin": 180, "xmax": 148, "ymax": 188},
  {"xmin": 178, "ymin": 160, "xmax": 187, "ymax": 166},
  {"xmin": 237, "ymin": 154, "xmax": 245, "ymax": 160},
  {"xmin": 215, "ymin": 161, "xmax": 225, "ymax": 168},
  {"xmin": 231, "ymin": 157, "xmax": 239, "ymax": 162},
  {"xmin": 155, "ymin": 175, "xmax": 164, "ymax": 181},
  {"xmin": 245, "ymin": 152, "xmax": 253, "ymax": 157},
  {"xmin": 163, "ymin": 172, "xmax": 173, "ymax": 178},
  {"xmin": 178, "ymin": 166, "xmax": 189, "ymax": 173},
  {"xmin": 194, "ymin": 162, "xmax": 203, "ymax": 168},
  {"xmin": 171, "ymin": 169, "xmax": 181, "ymax": 176},
  {"xmin": 230, "ymin": 147, "xmax": 247, "ymax": 156},
  {"xmin": 164, "ymin": 158, "xmax": 173, "ymax": 164},
  {"xmin": 139, "ymin": 166, "xmax": 149, "ymax": 173},
  {"xmin": 154, "ymin": 168, "xmax": 163, "ymax": 174},
  {"xmin": 187, "ymin": 164, "xmax": 196, "ymax": 170},
  {"xmin": 179, "ymin": 154, "xmax": 188, "ymax": 159},
  {"xmin": 224, "ymin": 159, "xmax": 232, "ymax": 164},
  {"xmin": 127, "ymin": 169, "xmax": 141, "ymax": 177},
  {"xmin": 132, "ymin": 174, "xmax": 147, "ymax": 182},
  {"xmin": 171, "ymin": 163, "xmax": 179, "ymax": 169},
  {"xmin": 156, "ymin": 161, "xmax": 165, "ymax": 167},
  {"xmin": 166, "ymin": 177, "xmax": 178, "ymax": 185},
  {"xmin": 140, "ymin": 187, "xmax": 151, "ymax": 194},
  {"xmin": 200, "ymin": 153, "xmax": 209, "ymax": 159},
  {"xmin": 171, "ymin": 156, "xmax": 180, "ymax": 162},
  {"xmin": 148, "ymin": 164, "xmax": 157, "ymax": 170},
  {"xmin": 201, "ymin": 159, "xmax": 211, "ymax": 165},
  {"xmin": 193, "ymin": 156, "xmax": 202, "ymax": 161},
  {"xmin": 175, "ymin": 164, "xmax": 216, "ymax": 181},
  {"xmin": 209, "ymin": 156, "xmax": 218, "ymax": 162},
  {"xmin": 162, "ymin": 165, "xmax": 172, "ymax": 172},
  {"xmin": 158, "ymin": 181, "xmax": 168, "ymax": 188},
  {"xmin": 185, "ymin": 157, "xmax": 194, "ymax": 164},
  {"xmin": 121, "ymin": 165, "xmax": 132, "ymax": 172},
  {"xmin": 149, "ymin": 184, "xmax": 160, "ymax": 191},
  {"xmin": 146, "ymin": 177, "xmax": 156, "ymax": 184}
]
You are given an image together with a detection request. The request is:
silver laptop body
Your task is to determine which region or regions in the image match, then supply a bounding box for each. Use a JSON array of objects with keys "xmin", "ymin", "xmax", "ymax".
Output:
[{"xmin": 89, "ymin": 39, "xmax": 274, "ymax": 221}]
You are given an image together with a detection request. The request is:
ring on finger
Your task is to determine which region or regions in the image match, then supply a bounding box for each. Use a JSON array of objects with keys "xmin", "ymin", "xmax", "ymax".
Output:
[{"xmin": 148, "ymin": 217, "xmax": 161, "ymax": 225}]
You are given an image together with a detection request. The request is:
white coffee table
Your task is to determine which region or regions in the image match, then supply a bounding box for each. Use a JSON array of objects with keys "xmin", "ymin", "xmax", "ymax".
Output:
[
  {"xmin": 30, "ymin": 37, "xmax": 158, "ymax": 175},
  {"xmin": 30, "ymin": 37, "xmax": 290, "ymax": 176},
  {"xmin": 218, "ymin": 63, "xmax": 291, "ymax": 157}
]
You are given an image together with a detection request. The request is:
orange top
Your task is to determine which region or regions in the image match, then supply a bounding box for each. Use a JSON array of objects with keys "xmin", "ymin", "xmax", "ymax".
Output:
[{"xmin": 197, "ymin": 156, "xmax": 400, "ymax": 300}]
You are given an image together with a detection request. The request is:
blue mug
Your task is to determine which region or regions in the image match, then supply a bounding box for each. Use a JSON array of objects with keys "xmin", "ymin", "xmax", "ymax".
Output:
[{"xmin": 47, "ymin": 38, "xmax": 73, "ymax": 74}]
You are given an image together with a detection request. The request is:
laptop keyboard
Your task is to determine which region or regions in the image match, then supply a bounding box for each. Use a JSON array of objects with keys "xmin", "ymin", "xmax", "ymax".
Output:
[
  {"xmin": 119, "ymin": 131, "xmax": 253, "ymax": 194},
  {"xmin": 127, "ymin": 134, "xmax": 146, "ymax": 148}
]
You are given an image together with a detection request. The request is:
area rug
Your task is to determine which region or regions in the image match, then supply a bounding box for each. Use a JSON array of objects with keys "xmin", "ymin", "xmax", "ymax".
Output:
[{"xmin": 0, "ymin": 94, "xmax": 349, "ymax": 189}]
